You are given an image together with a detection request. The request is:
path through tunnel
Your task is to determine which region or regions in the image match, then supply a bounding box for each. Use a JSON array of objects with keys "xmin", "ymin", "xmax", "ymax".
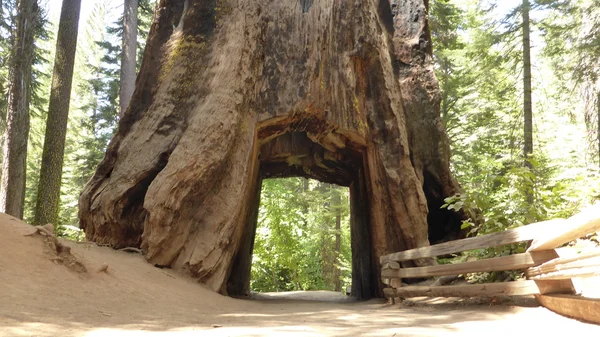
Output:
[
  {"xmin": 249, "ymin": 177, "xmax": 352, "ymax": 295},
  {"xmin": 227, "ymin": 121, "xmax": 379, "ymax": 300}
]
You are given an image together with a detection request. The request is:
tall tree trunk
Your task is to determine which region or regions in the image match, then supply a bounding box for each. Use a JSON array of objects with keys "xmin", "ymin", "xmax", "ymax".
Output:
[
  {"xmin": 522, "ymin": 0, "xmax": 533, "ymax": 204},
  {"xmin": 522, "ymin": 0, "xmax": 533, "ymax": 159},
  {"xmin": 120, "ymin": 0, "xmax": 138, "ymax": 117},
  {"xmin": 0, "ymin": 0, "xmax": 38, "ymax": 219},
  {"xmin": 33, "ymin": 0, "xmax": 81, "ymax": 226},
  {"xmin": 597, "ymin": 91, "xmax": 600, "ymax": 170},
  {"xmin": 334, "ymin": 187, "xmax": 341, "ymax": 292},
  {"xmin": 79, "ymin": 0, "xmax": 466, "ymax": 299}
]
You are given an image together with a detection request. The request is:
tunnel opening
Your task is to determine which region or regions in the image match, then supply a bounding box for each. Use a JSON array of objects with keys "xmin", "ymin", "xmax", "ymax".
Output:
[
  {"xmin": 227, "ymin": 117, "xmax": 378, "ymax": 299},
  {"xmin": 250, "ymin": 177, "xmax": 352, "ymax": 295}
]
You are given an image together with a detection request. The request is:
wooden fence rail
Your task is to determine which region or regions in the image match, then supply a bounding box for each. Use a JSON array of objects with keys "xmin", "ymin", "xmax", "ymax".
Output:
[{"xmin": 380, "ymin": 204, "xmax": 600, "ymax": 324}]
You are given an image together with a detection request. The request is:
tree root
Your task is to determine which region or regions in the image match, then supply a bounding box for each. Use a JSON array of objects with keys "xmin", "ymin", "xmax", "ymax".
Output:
[
  {"xmin": 431, "ymin": 275, "xmax": 461, "ymax": 287},
  {"xmin": 24, "ymin": 224, "xmax": 87, "ymax": 273},
  {"xmin": 118, "ymin": 247, "xmax": 143, "ymax": 254}
]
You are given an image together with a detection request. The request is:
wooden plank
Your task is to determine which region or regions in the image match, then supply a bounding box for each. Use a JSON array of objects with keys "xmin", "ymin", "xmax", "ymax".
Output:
[
  {"xmin": 382, "ymin": 261, "xmax": 402, "ymax": 288},
  {"xmin": 380, "ymin": 219, "xmax": 565, "ymax": 263},
  {"xmin": 526, "ymin": 249, "xmax": 600, "ymax": 280},
  {"xmin": 382, "ymin": 278, "xmax": 403, "ymax": 288},
  {"xmin": 382, "ymin": 261, "xmax": 400, "ymax": 269},
  {"xmin": 383, "ymin": 280, "xmax": 573, "ymax": 298},
  {"xmin": 536, "ymin": 294, "xmax": 600, "ymax": 325},
  {"xmin": 382, "ymin": 250, "xmax": 558, "ymax": 279},
  {"xmin": 528, "ymin": 204, "xmax": 600, "ymax": 252},
  {"xmin": 534, "ymin": 279, "xmax": 576, "ymax": 295},
  {"xmin": 527, "ymin": 265, "xmax": 600, "ymax": 280}
]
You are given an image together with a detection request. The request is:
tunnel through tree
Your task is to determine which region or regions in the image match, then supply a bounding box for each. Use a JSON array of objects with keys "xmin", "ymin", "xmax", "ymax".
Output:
[{"xmin": 79, "ymin": 0, "xmax": 468, "ymax": 299}]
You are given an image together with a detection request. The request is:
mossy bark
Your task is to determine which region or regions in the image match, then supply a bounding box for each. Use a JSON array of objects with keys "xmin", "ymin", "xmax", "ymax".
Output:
[{"xmin": 79, "ymin": 0, "xmax": 464, "ymax": 299}]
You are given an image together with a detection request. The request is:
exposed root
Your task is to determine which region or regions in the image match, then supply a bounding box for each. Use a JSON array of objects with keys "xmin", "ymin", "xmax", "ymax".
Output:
[
  {"xmin": 118, "ymin": 247, "xmax": 144, "ymax": 254},
  {"xmin": 24, "ymin": 224, "xmax": 87, "ymax": 274},
  {"xmin": 24, "ymin": 224, "xmax": 55, "ymax": 238},
  {"xmin": 431, "ymin": 275, "xmax": 461, "ymax": 287}
]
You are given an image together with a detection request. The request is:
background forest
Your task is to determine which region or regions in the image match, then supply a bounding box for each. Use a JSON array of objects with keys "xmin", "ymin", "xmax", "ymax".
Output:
[{"xmin": 0, "ymin": 0, "xmax": 599, "ymax": 293}]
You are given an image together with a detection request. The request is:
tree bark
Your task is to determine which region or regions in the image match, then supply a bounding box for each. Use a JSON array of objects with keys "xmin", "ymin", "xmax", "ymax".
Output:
[
  {"xmin": 522, "ymin": 0, "xmax": 533, "ymax": 204},
  {"xmin": 522, "ymin": 0, "xmax": 533, "ymax": 165},
  {"xmin": 79, "ymin": 0, "xmax": 465, "ymax": 299},
  {"xmin": 0, "ymin": 0, "xmax": 39, "ymax": 219},
  {"xmin": 34, "ymin": 0, "xmax": 82, "ymax": 226},
  {"xmin": 120, "ymin": 0, "xmax": 138, "ymax": 117},
  {"xmin": 334, "ymin": 187, "xmax": 341, "ymax": 292}
]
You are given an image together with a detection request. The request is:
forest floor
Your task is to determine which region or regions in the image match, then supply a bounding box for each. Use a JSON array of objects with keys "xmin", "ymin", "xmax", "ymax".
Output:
[{"xmin": 1, "ymin": 213, "xmax": 600, "ymax": 337}]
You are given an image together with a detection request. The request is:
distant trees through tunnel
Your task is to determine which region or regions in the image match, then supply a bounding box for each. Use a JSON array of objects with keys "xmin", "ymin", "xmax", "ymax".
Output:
[{"xmin": 250, "ymin": 178, "xmax": 352, "ymax": 294}]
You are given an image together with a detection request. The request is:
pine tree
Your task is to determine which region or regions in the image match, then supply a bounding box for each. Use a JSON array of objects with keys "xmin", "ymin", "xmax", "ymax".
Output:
[
  {"xmin": 52, "ymin": 1, "xmax": 154, "ymax": 227},
  {"xmin": 522, "ymin": 0, "xmax": 533, "ymax": 171},
  {"xmin": 0, "ymin": 0, "xmax": 16, "ymax": 166},
  {"xmin": 33, "ymin": 0, "xmax": 82, "ymax": 226},
  {"xmin": 541, "ymin": 0, "xmax": 600, "ymax": 168},
  {"xmin": 0, "ymin": 0, "xmax": 39, "ymax": 218},
  {"xmin": 120, "ymin": 0, "xmax": 137, "ymax": 117},
  {"xmin": 522, "ymin": 0, "xmax": 534, "ymax": 206}
]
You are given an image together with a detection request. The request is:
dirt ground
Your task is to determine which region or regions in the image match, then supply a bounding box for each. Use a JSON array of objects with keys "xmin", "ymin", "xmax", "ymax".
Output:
[{"xmin": 1, "ymin": 214, "xmax": 599, "ymax": 337}]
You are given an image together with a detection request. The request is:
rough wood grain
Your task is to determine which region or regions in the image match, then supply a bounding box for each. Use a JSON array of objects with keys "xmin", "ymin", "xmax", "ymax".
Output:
[
  {"xmin": 527, "ymin": 266, "xmax": 600, "ymax": 280},
  {"xmin": 382, "ymin": 250, "xmax": 558, "ymax": 279},
  {"xmin": 536, "ymin": 294, "xmax": 600, "ymax": 325},
  {"xmin": 380, "ymin": 219, "xmax": 565, "ymax": 263},
  {"xmin": 526, "ymin": 249, "xmax": 600, "ymax": 280},
  {"xmin": 383, "ymin": 280, "xmax": 573, "ymax": 298},
  {"xmin": 78, "ymin": 0, "xmax": 465, "ymax": 299},
  {"xmin": 528, "ymin": 204, "xmax": 600, "ymax": 252}
]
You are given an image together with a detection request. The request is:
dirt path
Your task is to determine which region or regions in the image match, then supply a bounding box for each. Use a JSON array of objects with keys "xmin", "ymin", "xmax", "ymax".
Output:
[{"xmin": 1, "ymin": 213, "xmax": 599, "ymax": 337}]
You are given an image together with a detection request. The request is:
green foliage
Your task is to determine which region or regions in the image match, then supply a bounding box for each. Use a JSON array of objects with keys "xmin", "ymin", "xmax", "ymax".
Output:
[
  {"xmin": 251, "ymin": 178, "xmax": 351, "ymax": 293},
  {"xmin": 432, "ymin": 0, "xmax": 600, "ymax": 281},
  {"xmin": 540, "ymin": 0, "xmax": 600, "ymax": 164}
]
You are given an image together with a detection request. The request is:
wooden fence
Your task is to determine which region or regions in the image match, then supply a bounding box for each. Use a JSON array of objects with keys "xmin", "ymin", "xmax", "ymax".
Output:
[{"xmin": 380, "ymin": 205, "xmax": 600, "ymax": 324}]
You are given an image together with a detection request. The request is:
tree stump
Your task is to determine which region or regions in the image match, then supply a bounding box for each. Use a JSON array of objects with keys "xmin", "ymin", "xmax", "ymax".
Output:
[{"xmin": 79, "ymin": 0, "xmax": 464, "ymax": 299}]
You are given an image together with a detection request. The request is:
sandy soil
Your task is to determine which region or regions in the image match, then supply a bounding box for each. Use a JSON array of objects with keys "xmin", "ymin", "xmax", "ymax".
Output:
[{"xmin": 1, "ymin": 213, "xmax": 599, "ymax": 337}]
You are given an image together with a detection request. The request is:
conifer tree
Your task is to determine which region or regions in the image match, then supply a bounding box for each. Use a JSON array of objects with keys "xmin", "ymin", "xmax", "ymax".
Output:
[
  {"xmin": 0, "ymin": 0, "xmax": 39, "ymax": 218},
  {"xmin": 34, "ymin": 0, "xmax": 82, "ymax": 226},
  {"xmin": 120, "ymin": 0, "xmax": 137, "ymax": 117}
]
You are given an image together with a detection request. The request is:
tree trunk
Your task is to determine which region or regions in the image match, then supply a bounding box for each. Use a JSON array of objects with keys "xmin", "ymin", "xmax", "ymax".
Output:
[
  {"xmin": 522, "ymin": 0, "xmax": 533, "ymax": 164},
  {"xmin": 0, "ymin": 0, "xmax": 38, "ymax": 219},
  {"xmin": 597, "ymin": 91, "xmax": 599, "ymax": 169},
  {"xmin": 334, "ymin": 187, "xmax": 341, "ymax": 292},
  {"xmin": 34, "ymin": 0, "xmax": 82, "ymax": 226},
  {"xmin": 522, "ymin": 0, "xmax": 533, "ymax": 204},
  {"xmin": 79, "ymin": 0, "xmax": 465, "ymax": 299},
  {"xmin": 120, "ymin": 0, "xmax": 138, "ymax": 117}
]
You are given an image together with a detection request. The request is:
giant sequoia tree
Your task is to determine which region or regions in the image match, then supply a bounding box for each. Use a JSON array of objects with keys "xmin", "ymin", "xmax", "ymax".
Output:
[{"xmin": 79, "ymin": 0, "xmax": 465, "ymax": 299}]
